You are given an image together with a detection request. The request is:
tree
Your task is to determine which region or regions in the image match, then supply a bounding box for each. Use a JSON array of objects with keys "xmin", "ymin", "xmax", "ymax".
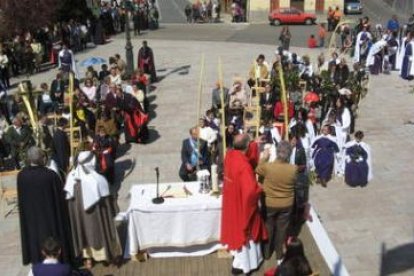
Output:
[{"xmin": 0, "ymin": 0, "xmax": 59, "ymax": 37}]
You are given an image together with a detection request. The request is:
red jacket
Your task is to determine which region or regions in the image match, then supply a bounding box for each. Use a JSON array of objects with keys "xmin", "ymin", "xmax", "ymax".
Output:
[
  {"xmin": 273, "ymin": 101, "xmax": 294, "ymax": 120},
  {"xmin": 221, "ymin": 150, "xmax": 267, "ymax": 250},
  {"xmin": 307, "ymin": 37, "xmax": 318, "ymax": 48}
]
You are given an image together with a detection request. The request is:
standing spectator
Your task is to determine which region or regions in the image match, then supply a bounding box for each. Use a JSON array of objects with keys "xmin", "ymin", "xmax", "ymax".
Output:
[
  {"xmin": 58, "ymin": 44, "xmax": 77, "ymax": 78},
  {"xmin": 221, "ymin": 134, "xmax": 267, "ymax": 274},
  {"xmin": 17, "ymin": 146, "xmax": 74, "ymax": 265},
  {"xmin": 51, "ymin": 118, "xmax": 71, "ymax": 176},
  {"xmin": 0, "ymin": 50, "xmax": 10, "ymax": 88},
  {"xmin": 185, "ymin": 4, "xmax": 193, "ymax": 23},
  {"xmin": 318, "ymin": 23, "xmax": 327, "ymax": 48},
  {"xmin": 137, "ymin": 40, "xmax": 157, "ymax": 82},
  {"xmin": 211, "ymin": 80, "xmax": 229, "ymax": 113},
  {"xmin": 279, "ymin": 26, "xmax": 292, "ymax": 51},
  {"xmin": 256, "ymin": 141, "xmax": 296, "ymax": 264},
  {"xmin": 92, "ymin": 127, "xmax": 117, "ymax": 184},
  {"xmin": 327, "ymin": 6, "xmax": 335, "ymax": 31},
  {"xmin": 115, "ymin": 54, "xmax": 126, "ymax": 77},
  {"xmin": 387, "ymin": 15, "xmax": 400, "ymax": 33},
  {"xmin": 37, "ymin": 83, "xmax": 54, "ymax": 115},
  {"xmin": 0, "ymin": 81, "xmax": 10, "ymax": 124},
  {"xmin": 50, "ymin": 73, "xmax": 65, "ymax": 108},
  {"xmin": 133, "ymin": 10, "xmax": 141, "ymax": 35},
  {"xmin": 333, "ymin": 6, "xmax": 342, "ymax": 29},
  {"xmin": 23, "ymin": 42, "xmax": 35, "ymax": 76}
]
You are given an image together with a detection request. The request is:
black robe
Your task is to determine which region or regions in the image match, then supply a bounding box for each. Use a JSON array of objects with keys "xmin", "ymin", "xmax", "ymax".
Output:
[
  {"xmin": 117, "ymin": 93, "xmax": 149, "ymax": 143},
  {"xmin": 137, "ymin": 46, "xmax": 157, "ymax": 82},
  {"xmin": 17, "ymin": 166, "xmax": 74, "ymax": 265},
  {"xmin": 52, "ymin": 128, "xmax": 70, "ymax": 174}
]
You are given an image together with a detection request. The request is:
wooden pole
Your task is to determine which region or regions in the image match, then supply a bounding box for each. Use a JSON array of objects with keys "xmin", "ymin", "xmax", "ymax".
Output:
[
  {"xmin": 196, "ymin": 54, "xmax": 205, "ymax": 172},
  {"xmin": 19, "ymin": 82, "xmax": 39, "ymax": 145},
  {"xmin": 254, "ymin": 60, "xmax": 260, "ymax": 138},
  {"xmin": 277, "ymin": 62, "xmax": 289, "ymax": 140},
  {"xmin": 68, "ymin": 72, "xmax": 75, "ymax": 164},
  {"xmin": 218, "ymin": 57, "xmax": 226, "ymax": 157}
]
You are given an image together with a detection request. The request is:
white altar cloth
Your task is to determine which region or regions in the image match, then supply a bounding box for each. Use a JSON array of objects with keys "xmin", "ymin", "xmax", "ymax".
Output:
[{"xmin": 126, "ymin": 182, "xmax": 223, "ymax": 258}]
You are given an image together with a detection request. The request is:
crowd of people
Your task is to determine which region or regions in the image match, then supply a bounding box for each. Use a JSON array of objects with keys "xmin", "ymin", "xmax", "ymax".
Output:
[
  {"xmin": 175, "ymin": 15, "xmax": 413, "ymax": 276},
  {"xmin": 1, "ymin": 38, "xmax": 158, "ymax": 274},
  {"xmin": 0, "ymin": 0, "xmax": 158, "ymax": 84},
  {"xmin": 7, "ymin": 6, "xmax": 414, "ymax": 276},
  {"xmin": 184, "ymin": 1, "xmax": 222, "ymax": 24}
]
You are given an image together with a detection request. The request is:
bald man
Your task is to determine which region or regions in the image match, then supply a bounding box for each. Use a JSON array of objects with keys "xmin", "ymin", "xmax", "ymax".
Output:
[{"xmin": 221, "ymin": 134, "xmax": 267, "ymax": 274}]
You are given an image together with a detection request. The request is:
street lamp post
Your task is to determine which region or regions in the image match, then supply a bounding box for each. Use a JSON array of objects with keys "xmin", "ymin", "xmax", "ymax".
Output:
[{"xmin": 124, "ymin": 0, "xmax": 134, "ymax": 77}]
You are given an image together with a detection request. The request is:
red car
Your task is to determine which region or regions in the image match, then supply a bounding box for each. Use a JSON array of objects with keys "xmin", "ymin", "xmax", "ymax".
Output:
[{"xmin": 269, "ymin": 8, "xmax": 317, "ymax": 25}]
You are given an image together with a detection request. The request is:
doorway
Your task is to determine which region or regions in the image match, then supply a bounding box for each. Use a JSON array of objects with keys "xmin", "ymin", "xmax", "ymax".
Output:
[{"xmin": 291, "ymin": 0, "xmax": 305, "ymax": 11}]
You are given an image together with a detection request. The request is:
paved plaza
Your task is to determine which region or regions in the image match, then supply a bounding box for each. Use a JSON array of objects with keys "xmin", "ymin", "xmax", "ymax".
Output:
[{"xmin": 1, "ymin": 32, "xmax": 414, "ymax": 275}]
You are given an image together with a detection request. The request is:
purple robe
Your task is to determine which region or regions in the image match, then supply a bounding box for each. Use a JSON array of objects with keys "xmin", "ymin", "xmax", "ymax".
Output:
[
  {"xmin": 344, "ymin": 144, "xmax": 369, "ymax": 187},
  {"xmin": 312, "ymin": 136, "xmax": 339, "ymax": 182}
]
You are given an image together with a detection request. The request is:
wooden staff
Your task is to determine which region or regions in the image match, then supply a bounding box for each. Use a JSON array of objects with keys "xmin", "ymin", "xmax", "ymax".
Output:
[
  {"xmin": 218, "ymin": 57, "xmax": 226, "ymax": 157},
  {"xmin": 19, "ymin": 82, "xmax": 39, "ymax": 145},
  {"xmin": 68, "ymin": 72, "xmax": 75, "ymax": 163},
  {"xmin": 254, "ymin": 60, "xmax": 260, "ymax": 138},
  {"xmin": 277, "ymin": 62, "xmax": 289, "ymax": 140},
  {"xmin": 196, "ymin": 54, "xmax": 205, "ymax": 172},
  {"xmin": 328, "ymin": 19, "xmax": 354, "ymax": 56}
]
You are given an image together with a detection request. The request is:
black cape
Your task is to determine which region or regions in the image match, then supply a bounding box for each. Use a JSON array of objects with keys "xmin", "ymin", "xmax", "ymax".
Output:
[
  {"xmin": 52, "ymin": 128, "xmax": 70, "ymax": 174},
  {"xmin": 17, "ymin": 166, "xmax": 74, "ymax": 265}
]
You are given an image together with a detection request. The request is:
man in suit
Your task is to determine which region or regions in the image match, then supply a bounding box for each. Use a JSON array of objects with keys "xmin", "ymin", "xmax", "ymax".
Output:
[
  {"xmin": 211, "ymin": 81, "xmax": 229, "ymax": 114},
  {"xmin": 259, "ymin": 84, "xmax": 277, "ymax": 124},
  {"xmin": 50, "ymin": 73, "xmax": 65, "ymax": 109},
  {"xmin": 5, "ymin": 117, "xmax": 35, "ymax": 169},
  {"xmin": 179, "ymin": 127, "xmax": 209, "ymax": 182}
]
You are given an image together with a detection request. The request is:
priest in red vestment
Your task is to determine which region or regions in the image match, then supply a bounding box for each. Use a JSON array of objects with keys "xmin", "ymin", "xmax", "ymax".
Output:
[{"xmin": 221, "ymin": 134, "xmax": 267, "ymax": 274}]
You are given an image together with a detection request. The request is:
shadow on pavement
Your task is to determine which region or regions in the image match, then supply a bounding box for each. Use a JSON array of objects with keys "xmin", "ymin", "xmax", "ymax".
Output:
[
  {"xmin": 380, "ymin": 242, "xmax": 414, "ymax": 275},
  {"xmin": 145, "ymin": 128, "xmax": 160, "ymax": 144},
  {"xmin": 116, "ymin": 143, "xmax": 132, "ymax": 159},
  {"xmin": 113, "ymin": 158, "xmax": 136, "ymax": 194},
  {"xmin": 156, "ymin": 65, "xmax": 191, "ymax": 82}
]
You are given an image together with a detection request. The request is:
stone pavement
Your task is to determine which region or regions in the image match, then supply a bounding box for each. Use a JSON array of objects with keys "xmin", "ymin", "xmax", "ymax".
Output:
[
  {"xmin": 1, "ymin": 36, "xmax": 413, "ymax": 275},
  {"xmin": 310, "ymin": 72, "xmax": 414, "ymax": 275}
]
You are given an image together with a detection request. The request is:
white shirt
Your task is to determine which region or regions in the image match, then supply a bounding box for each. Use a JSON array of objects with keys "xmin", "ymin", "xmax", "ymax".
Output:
[
  {"xmin": 199, "ymin": 126, "xmax": 217, "ymax": 145},
  {"xmin": 82, "ymin": 86, "xmax": 97, "ymax": 102}
]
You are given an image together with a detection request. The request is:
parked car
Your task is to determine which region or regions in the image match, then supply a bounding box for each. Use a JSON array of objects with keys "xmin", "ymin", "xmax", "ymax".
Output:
[
  {"xmin": 344, "ymin": 0, "xmax": 363, "ymax": 14},
  {"xmin": 268, "ymin": 8, "xmax": 317, "ymax": 25}
]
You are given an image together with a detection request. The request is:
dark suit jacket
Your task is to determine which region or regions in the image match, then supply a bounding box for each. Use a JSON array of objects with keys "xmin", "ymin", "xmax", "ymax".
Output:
[
  {"xmin": 51, "ymin": 128, "xmax": 70, "ymax": 173},
  {"xmin": 259, "ymin": 92, "xmax": 277, "ymax": 107},
  {"xmin": 179, "ymin": 138, "xmax": 209, "ymax": 176},
  {"xmin": 50, "ymin": 79, "xmax": 65, "ymax": 104},
  {"xmin": 5, "ymin": 125, "xmax": 35, "ymax": 153},
  {"xmin": 211, "ymin": 87, "xmax": 229, "ymax": 109}
]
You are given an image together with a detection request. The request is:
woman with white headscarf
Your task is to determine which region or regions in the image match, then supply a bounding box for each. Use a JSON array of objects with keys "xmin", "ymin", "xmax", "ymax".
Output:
[{"xmin": 65, "ymin": 151, "xmax": 121, "ymax": 265}]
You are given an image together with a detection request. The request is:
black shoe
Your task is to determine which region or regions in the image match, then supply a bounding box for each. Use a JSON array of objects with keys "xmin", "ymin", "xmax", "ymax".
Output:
[{"xmin": 231, "ymin": 267, "xmax": 244, "ymax": 275}]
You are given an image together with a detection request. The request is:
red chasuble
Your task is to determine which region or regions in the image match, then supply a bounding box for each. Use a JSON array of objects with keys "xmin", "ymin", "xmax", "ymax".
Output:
[
  {"xmin": 220, "ymin": 150, "xmax": 267, "ymax": 251},
  {"xmin": 246, "ymin": 141, "xmax": 259, "ymax": 169}
]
